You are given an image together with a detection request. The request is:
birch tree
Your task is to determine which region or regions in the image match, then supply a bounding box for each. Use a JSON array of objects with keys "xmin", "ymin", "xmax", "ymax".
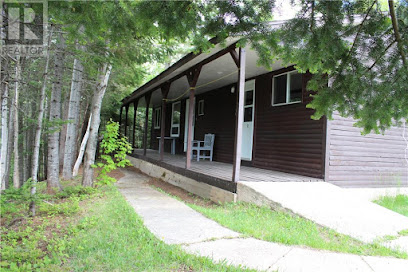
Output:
[
  {"xmin": 30, "ymin": 28, "xmax": 53, "ymax": 216},
  {"xmin": 0, "ymin": 59, "xmax": 9, "ymax": 190},
  {"xmin": 82, "ymin": 64, "xmax": 112, "ymax": 187},
  {"xmin": 63, "ymin": 51, "xmax": 84, "ymax": 180},
  {"xmin": 47, "ymin": 31, "xmax": 65, "ymax": 193},
  {"xmin": 12, "ymin": 56, "xmax": 21, "ymax": 188},
  {"xmin": 73, "ymin": 113, "xmax": 91, "ymax": 177}
]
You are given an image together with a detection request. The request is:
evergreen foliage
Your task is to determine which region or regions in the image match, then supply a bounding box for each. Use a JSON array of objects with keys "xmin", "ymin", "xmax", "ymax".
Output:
[{"xmin": 251, "ymin": 0, "xmax": 408, "ymax": 133}]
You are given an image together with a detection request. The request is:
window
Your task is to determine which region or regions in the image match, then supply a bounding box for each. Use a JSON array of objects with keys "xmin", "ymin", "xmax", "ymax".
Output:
[
  {"xmin": 272, "ymin": 71, "xmax": 302, "ymax": 106},
  {"xmin": 154, "ymin": 107, "xmax": 161, "ymax": 129},
  {"xmin": 198, "ymin": 100, "xmax": 204, "ymax": 116},
  {"xmin": 171, "ymin": 101, "xmax": 181, "ymax": 137},
  {"xmin": 244, "ymin": 89, "xmax": 254, "ymax": 122}
]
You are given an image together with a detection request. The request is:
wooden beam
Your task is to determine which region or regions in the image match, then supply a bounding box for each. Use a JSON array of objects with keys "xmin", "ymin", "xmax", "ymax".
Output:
[
  {"xmin": 119, "ymin": 106, "xmax": 123, "ymax": 134},
  {"xmin": 160, "ymin": 82, "xmax": 171, "ymax": 161},
  {"xmin": 132, "ymin": 99, "xmax": 139, "ymax": 148},
  {"xmin": 229, "ymin": 48, "xmax": 239, "ymax": 68},
  {"xmin": 123, "ymin": 43, "xmax": 238, "ymax": 105},
  {"xmin": 186, "ymin": 66, "xmax": 202, "ymax": 169},
  {"xmin": 232, "ymin": 47, "xmax": 246, "ymax": 183},
  {"xmin": 124, "ymin": 104, "xmax": 129, "ymax": 137},
  {"xmin": 143, "ymin": 93, "xmax": 152, "ymax": 156}
]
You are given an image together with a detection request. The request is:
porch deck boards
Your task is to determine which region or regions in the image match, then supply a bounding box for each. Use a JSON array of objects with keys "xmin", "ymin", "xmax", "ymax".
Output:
[{"xmin": 133, "ymin": 149, "xmax": 323, "ymax": 183}]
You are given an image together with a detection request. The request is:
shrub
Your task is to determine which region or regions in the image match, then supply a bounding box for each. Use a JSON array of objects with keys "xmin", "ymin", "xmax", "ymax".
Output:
[{"xmin": 94, "ymin": 120, "xmax": 132, "ymax": 185}]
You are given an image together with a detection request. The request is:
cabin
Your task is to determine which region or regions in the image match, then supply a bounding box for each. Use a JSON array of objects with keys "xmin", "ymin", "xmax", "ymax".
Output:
[{"xmin": 120, "ymin": 36, "xmax": 408, "ymax": 196}]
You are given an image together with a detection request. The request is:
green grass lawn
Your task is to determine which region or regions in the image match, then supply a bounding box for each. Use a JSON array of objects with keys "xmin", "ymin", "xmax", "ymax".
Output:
[
  {"xmin": 63, "ymin": 187, "xmax": 253, "ymax": 272},
  {"xmin": 374, "ymin": 194, "xmax": 408, "ymax": 217},
  {"xmin": 0, "ymin": 181, "xmax": 254, "ymax": 272},
  {"xmin": 189, "ymin": 202, "xmax": 407, "ymax": 259},
  {"xmin": 148, "ymin": 181, "xmax": 407, "ymax": 259}
]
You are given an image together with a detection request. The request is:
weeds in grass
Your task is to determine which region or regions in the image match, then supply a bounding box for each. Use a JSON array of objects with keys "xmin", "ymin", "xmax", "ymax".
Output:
[
  {"xmin": 0, "ymin": 181, "xmax": 97, "ymax": 271},
  {"xmin": 374, "ymin": 195, "xmax": 408, "ymax": 217},
  {"xmin": 189, "ymin": 202, "xmax": 407, "ymax": 259},
  {"xmin": 1, "ymin": 180, "xmax": 253, "ymax": 271},
  {"xmin": 399, "ymin": 229, "xmax": 408, "ymax": 236},
  {"xmin": 149, "ymin": 182, "xmax": 407, "ymax": 259}
]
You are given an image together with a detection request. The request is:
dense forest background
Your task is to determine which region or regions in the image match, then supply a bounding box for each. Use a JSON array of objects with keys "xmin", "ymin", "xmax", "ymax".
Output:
[{"xmin": 1, "ymin": 0, "xmax": 407, "ymax": 197}]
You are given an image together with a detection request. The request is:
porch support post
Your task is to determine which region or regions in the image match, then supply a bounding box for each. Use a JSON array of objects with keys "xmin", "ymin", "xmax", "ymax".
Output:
[
  {"xmin": 124, "ymin": 104, "xmax": 129, "ymax": 137},
  {"xmin": 160, "ymin": 83, "xmax": 171, "ymax": 161},
  {"xmin": 119, "ymin": 105, "xmax": 123, "ymax": 134},
  {"xmin": 143, "ymin": 93, "xmax": 152, "ymax": 156},
  {"xmin": 185, "ymin": 66, "xmax": 202, "ymax": 169},
  {"xmin": 132, "ymin": 99, "xmax": 139, "ymax": 148},
  {"xmin": 232, "ymin": 47, "xmax": 246, "ymax": 183}
]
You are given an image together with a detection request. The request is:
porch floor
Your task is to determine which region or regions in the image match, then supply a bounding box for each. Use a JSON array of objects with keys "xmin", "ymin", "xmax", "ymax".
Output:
[{"xmin": 132, "ymin": 149, "xmax": 323, "ymax": 183}]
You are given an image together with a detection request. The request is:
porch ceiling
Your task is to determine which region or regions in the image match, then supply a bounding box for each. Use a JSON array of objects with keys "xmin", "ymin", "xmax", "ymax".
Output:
[{"xmin": 123, "ymin": 37, "xmax": 287, "ymax": 108}]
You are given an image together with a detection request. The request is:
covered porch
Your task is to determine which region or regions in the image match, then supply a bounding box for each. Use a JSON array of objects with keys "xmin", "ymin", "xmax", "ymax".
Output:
[
  {"xmin": 120, "ymin": 31, "xmax": 326, "ymax": 188},
  {"xmin": 132, "ymin": 149, "xmax": 323, "ymax": 192}
]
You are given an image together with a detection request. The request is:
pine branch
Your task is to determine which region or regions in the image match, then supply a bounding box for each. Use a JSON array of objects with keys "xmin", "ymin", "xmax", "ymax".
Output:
[
  {"xmin": 388, "ymin": 0, "xmax": 407, "ymax": 68},
  {"xmin": 346, "ymin": 1, "xmax": 376, "ymax": 60},
  {"xmin": 368, "ymin": 39, "xmax": 396, "ymax": 70}
]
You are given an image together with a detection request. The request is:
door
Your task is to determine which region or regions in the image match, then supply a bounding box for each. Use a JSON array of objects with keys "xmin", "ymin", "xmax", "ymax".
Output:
[
  {"xmin": 184, "ymin": 98, "xmax": 195, "ymax": 152},
  {"xmin": 241, "ymin": 80, "xmax": 255, "ymax": 160}
]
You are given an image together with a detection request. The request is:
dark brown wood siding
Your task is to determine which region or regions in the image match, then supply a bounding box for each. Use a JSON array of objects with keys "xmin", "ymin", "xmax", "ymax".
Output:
[
  {"xmin": 327, "ymin": 113, "xmax": 408, "ymax": 187},
  {"xmin": 252, "ymin": 69, "xmax": 325, "ymax": 178},
  {"xmin": 149, "ymin": 68, "xmax": 326, "ymax": 179},
  {"xmin": 194, "ymin": 85, "xmax": 236, "ymax": 163}
]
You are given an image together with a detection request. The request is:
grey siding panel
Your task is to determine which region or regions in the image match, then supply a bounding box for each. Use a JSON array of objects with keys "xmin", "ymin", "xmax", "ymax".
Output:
[{"xmin": 327, "ymin": 113, "xmax": 408, "ymax": 187}]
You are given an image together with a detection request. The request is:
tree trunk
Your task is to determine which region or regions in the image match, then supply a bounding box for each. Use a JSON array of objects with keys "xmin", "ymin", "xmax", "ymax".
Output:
[
  {"xmin": 82, "ymin": 64, "xmax": 112, "ymax": 187},
  {"xmin": 59, "ymin": 91, "xmax": 69, "ymax": 171},
  {"xmin": 4, "ymin": 84, "xmax": 14, "ymax": 190},
  {"xmin": 13, "ymin": 56, "xmax": 21, "ymax": 188},
  {"xmin": 30, "ymin": 27, "xmax": 53, "ymax": 216},
  {"xmin": 73, "ymin": 113, "xmax": 92, "ymax": 177},
  {"xmin": 63, "ymin": 57, "xmax": 83, "ymax": 180},
  {"xmin": 1, "ymin": 59, "xmax": 9, "ymax": 190},
  {"xmin": 47, "ymin": 31, "xmax": 65, "ymax": 193}
]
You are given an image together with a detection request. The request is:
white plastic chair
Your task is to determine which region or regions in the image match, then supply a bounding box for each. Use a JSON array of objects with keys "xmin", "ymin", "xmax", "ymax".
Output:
[{"xmin": 191, "ymin": 134, "xmax": 215, "ymax": 161}]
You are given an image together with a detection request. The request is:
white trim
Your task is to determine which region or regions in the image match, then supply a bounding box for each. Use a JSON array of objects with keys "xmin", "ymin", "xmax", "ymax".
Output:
[
  {"xmin": 153, "ymin": 107, "xmax": 161, "ymax": 129},
  {"xmin": 184, "ymin": 98, "xmax": 195, "ymax": 152},
  {"xmin": 242, "ymin": 79, "xmax": 255, "ymax": 161},
  {"xmin": 272, "ymin": 70, "xmax": 302, "ymax": 106},
  {"xmin": 198, "ymin": 99, "xmax": 204, "ymax": 116},
  {"xmin": 171, "ymin": 101, "xmax": 181, "ymax": 137}
]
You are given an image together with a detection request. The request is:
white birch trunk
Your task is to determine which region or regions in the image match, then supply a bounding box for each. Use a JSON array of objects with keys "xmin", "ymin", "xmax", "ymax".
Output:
[
  {"xmin": 13, "ymin": 56, "xmax": 20, "ymax": 188},
  {"xmin": 4, "ymin": 94, "xmax": 14, "ymax": 189},
  {"xmin": 59, "ymin": 92, "xmax": 69, "ymax": 170},
  {"xmin": 82, "ymin": 64, "xmax": 112, "ymax": 187},
  {"xmin": 73, "ymin": 113, "xmax": 92, "ymax": 177},
  {"xmin": 0, "ymin": 73, "xmax": 9, "ymax": 190},
  {"xmin": 47, "ymin": 31, "xmax": 65, "ymax": 193},
  {"xmin": 63, "ymin": 57, "xmax": 83, "ymax": 180},
  {"xmin": 30, "ymin": 28, "xmax": 53, "ymax": 216}
]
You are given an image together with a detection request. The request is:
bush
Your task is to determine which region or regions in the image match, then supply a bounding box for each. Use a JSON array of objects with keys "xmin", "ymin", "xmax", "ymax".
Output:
[{"xmin": 94, "ymin": 120, "xmax": 132, "ymax": 185}]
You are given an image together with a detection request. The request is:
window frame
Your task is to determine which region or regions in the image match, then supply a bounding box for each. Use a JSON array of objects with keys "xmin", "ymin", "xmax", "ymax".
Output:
[
  {"xmin": 271, "ymin": 70, "xmax": 303, "ymax": 106},
  {"xmin": 153, "ymin": 107, "xmax": 161, "ymax": 129},
  {"xmin": 198, "ymin": 100, "xmax": 204, "ymax": 116},
  {"xmin": 170, "ymin": 101, "xmax": 181, "ymax": 137}
]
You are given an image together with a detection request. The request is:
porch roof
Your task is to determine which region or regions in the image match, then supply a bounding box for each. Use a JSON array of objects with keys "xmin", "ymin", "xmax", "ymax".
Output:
[{"xmin": 122, "ymin": 21, "xmax": 290, "ymax": 108}]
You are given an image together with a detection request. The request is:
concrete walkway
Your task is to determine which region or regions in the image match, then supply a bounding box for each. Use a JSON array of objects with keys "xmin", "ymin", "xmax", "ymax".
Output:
[
  {"xmin": 238, "ymin": 182, "xmax": 408, "ymax": 244},
  {"xmin": 116, "ymin": 169, "xmax": 408, "ymax": 272}
]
